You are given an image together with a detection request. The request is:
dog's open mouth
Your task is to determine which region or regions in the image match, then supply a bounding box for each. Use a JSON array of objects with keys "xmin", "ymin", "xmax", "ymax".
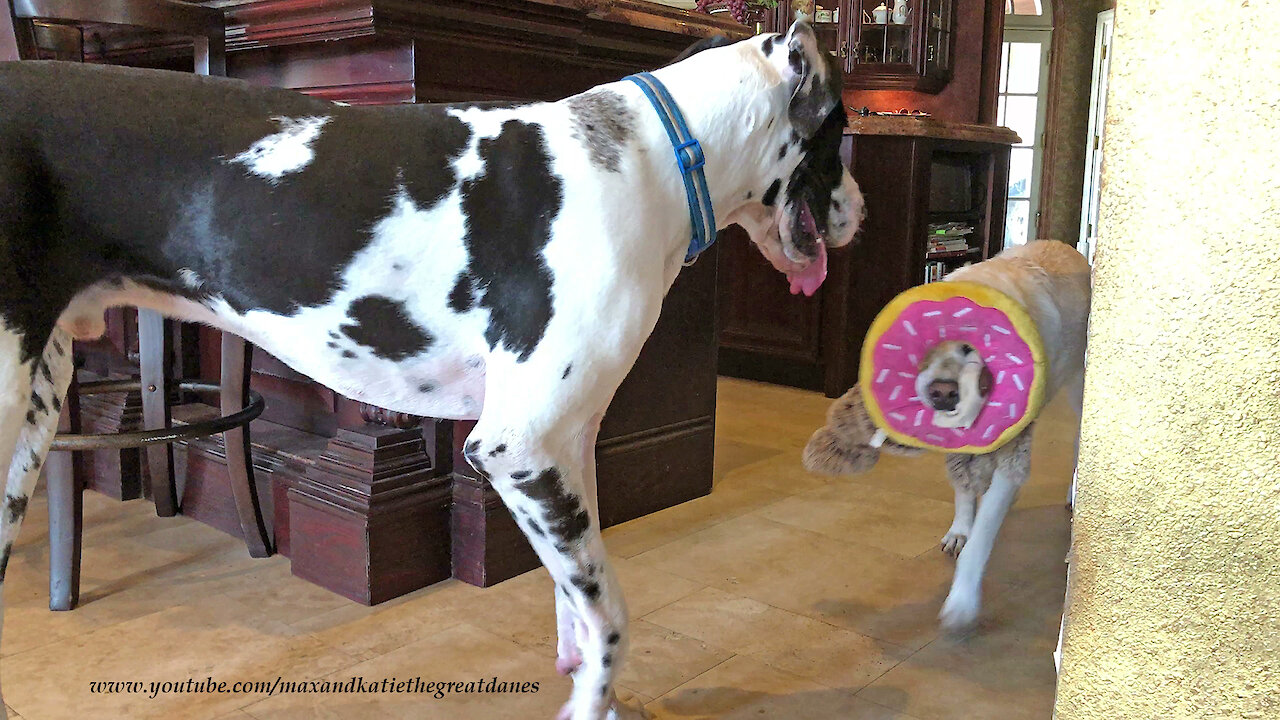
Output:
[{"xmin": 786, "ymin": 201, "xmax": 828, "ymax": 297}]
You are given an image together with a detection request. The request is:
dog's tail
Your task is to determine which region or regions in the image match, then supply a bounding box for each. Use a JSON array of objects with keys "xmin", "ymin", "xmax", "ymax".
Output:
[{"xmin": 802, "ymin": 383, "xmax": 923, "ymax": 476}]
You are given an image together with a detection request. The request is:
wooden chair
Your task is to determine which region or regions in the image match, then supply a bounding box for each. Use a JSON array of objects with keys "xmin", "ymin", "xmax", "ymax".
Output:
[{"xmin": 7, "ymin": 0, "xmax": 272, "ymax": 612}]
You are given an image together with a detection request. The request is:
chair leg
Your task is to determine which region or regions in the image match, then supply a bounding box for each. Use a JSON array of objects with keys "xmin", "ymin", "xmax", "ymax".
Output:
[
  {"xmin": 48, "ymin": 370, "xmax": 83, "ymax": 611},
  {"xmin": 139, "ymin": 309, "xmax": 178, "ymax": 517},
  {"xmin": 221, "ymin": 333, "xmax": 272, "ymax": 558}
]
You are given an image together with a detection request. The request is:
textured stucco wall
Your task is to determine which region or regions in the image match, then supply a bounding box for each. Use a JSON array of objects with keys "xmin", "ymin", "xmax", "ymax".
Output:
[{"xmin": 1055, "ymin": 1, "xmax": 1280, "ymax": 718}]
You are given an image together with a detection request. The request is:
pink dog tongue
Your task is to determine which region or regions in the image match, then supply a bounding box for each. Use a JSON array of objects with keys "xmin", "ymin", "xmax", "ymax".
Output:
[{"xmin": 787, "ymin": 240, "xmax": 828, "ymax": 297}]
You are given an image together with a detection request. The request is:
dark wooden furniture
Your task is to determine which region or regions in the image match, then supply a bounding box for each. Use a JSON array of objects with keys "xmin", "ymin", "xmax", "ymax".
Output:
[
  {"xmin": 37, "ymin": 0, "xmax": 744, "ymax": 603},
  {"xmin": 718, "ymin": 117, "xmax": 1018, "ymax": 397},
  {"xmin": 8, "ymin": 0, "xmax": 273, "ymax": 611},
  {"xmin": 768, "ymin": 0, "xmax": 956, "ymax": 92}
]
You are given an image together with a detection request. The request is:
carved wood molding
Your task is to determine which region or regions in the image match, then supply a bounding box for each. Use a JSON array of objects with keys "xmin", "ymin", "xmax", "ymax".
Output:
[
  {"xmin": 358, "ymin": 403, "xmax": 423, "ymax": 429},
  {"xmin": 376, "ymin": 0, "xmax": 749, "ymax": 66},
  {"xmin": 204, "ymin": 0, "xmax": 748, "ymax": 55},
  {"xmin": 217, "ymin": 0, "xmax": 375, "ymax": 50}
]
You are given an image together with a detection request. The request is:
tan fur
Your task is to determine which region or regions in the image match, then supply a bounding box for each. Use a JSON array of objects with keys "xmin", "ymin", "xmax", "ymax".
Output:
[{"xmin": 802, "ymin": 383, "xmax": 923, "ymax": 477}]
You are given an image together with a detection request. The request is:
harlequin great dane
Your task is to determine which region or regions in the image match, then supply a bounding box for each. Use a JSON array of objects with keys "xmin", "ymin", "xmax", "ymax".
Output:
[{"xmin": 0, "ymin": 20, "xmax": 862, "ymax": 719}]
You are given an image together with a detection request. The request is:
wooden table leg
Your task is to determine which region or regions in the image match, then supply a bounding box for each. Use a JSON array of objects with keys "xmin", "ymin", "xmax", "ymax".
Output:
[
  {"xmin": 47, "ymin": 369, "xmax": 82, "ymax": 611},
  {"xmin": 139, "ymin": 309, "xmax": 177, "ymax": 516},
  {"xmin": 220, "ymin": 333, "xmax": 272, "ymax": 558}
]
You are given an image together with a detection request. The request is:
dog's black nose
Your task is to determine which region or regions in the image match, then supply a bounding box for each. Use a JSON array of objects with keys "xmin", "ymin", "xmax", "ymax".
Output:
[{"xmin": 928, "ymin": 380, "xmax": 960, "ymax": 411}]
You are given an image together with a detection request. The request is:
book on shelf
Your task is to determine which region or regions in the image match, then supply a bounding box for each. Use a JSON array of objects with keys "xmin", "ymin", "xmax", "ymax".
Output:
[
  {"xmin": 923, "ymin": 261, "xmax": 947, "ymax": 284},
  {"xmin": 927, "ymin": 221, "xmax": 975, "ymax": 237},
  {"xmin": 928, "ymin": 239, "xmax": 970, "ymax": 252}
]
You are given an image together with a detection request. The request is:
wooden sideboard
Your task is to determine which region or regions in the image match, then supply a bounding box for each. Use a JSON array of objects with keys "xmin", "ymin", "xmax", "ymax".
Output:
[
  {"xmin": 718, "ymin": 117, "xmax": 1018, "ymax": 398},
  {"xmin": 42, "ymin": 0, "xmax": 748, "ymax": 603}
]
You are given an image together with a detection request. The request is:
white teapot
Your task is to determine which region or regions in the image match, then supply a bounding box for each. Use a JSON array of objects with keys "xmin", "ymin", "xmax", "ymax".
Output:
[
  {"xmin": 870, "ymin": 2, "xmax": 890, "ymax": 23},
  {"xmin": 892, "ymin": 0, "xmax": 911, "ymax": 24}
]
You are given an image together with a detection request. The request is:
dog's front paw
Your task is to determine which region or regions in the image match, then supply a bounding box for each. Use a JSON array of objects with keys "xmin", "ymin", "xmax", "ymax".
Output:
[
  {"xmin": 939, "ymin": 589, "xmax": 980, "ymax": 632},
  {"xmin": 940, "ymin": 531, "xmax": 968, "ymax": 557}
]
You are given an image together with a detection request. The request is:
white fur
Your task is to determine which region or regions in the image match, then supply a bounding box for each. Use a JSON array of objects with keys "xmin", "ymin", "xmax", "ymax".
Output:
[{"xmin": 227, "ymin": 115, "xmax": 331, "ymax": 182}]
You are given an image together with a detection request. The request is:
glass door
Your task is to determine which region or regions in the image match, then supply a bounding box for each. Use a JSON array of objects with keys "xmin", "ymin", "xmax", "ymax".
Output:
[{"xmin": 998, "ymin": 29, "xmax": 1051, "ymax": 247}]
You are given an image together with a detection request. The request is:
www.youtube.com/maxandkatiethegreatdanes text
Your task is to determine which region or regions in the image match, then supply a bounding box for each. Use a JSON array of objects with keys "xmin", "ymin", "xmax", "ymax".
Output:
[{"xmin": 88, "ymin": 676, "xmax": 540, "ymax": 700}]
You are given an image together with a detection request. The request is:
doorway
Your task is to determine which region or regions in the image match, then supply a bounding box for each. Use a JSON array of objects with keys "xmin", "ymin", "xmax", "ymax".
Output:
[
  {"xmin": 1078, "ymin": 9, "xmax": 1116, "ymax": 264},
  {"xmin": 1000, "ymin": 3, "xmax": 1053, "ymax": 247}
]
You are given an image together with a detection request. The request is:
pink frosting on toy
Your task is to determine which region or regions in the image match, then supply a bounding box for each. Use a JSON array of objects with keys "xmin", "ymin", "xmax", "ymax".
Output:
[{"xmin": 868, "ymin": 295, "xmax": 1037, "ymax": 450}]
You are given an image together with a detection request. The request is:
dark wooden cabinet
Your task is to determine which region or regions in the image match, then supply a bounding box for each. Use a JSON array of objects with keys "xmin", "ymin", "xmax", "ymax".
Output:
[
  {"xmin": 718, "ymin": 118, "xmax": 1016, "ymax": 397},
  {"xmin": 768, "ymin": 0, "xmax": 956, "ymax": 92}
]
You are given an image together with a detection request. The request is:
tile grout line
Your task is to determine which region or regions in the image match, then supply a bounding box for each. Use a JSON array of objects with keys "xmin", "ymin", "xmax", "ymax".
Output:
[{"xmin": 643, "ymin": 652, "xmax": 738, "ymax": 708}]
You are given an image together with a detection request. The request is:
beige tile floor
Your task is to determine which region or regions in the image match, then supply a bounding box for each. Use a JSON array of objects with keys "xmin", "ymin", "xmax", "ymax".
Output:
[{"xmin": 0, "ymin": 378, "xmax": 1076, "ymax": 720}]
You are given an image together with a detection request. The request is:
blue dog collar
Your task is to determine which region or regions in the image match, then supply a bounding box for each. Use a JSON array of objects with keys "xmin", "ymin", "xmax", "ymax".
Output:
[{"xmin": 624, "ymin": 72, "xmax": 717, "ymax": 264}]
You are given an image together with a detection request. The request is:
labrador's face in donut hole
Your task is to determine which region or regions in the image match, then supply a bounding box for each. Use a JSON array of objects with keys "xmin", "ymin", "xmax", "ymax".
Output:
[{"xmin": 914, "ymin": 341, "xmax": 994, "ymax": 429}]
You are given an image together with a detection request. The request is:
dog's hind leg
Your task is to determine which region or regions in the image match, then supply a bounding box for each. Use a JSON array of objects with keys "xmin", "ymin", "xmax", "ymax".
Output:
[
  {"xmin": 939, "ymin": 428, "xmax": 1032, "ymax": 631},
  {"xmin": 0, "ymin": 326, "xmax": 75, "ymax": 708}
]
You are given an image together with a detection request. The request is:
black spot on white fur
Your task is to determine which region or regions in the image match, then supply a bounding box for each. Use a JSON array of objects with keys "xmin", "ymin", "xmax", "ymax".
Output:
[
  {"xmin": 562, "ymin": 364, "xmax": 572, "ymax": 380},
  {"xmin": 448, "ymin": 273, "xmax": 475, "ymax": 313},
  {"xmin": 339, "ymin": 296, "xmax": 434, "ymax": 361},
  {"xmin": 418, "ymin": 382, "xmax": 437, "ymax": 393},
  {"xmin": 513, "ymin": 468, "xmax": 590, "ymax": 546},
  {"xmin": 607, "ymin": 631, "xmax": 621, "ymax": 645},
  {"xmin": 459, "ymin": 120, "xmax": 562, "ymax": 362},
  {"xmin": 0, "ymin": 541, "xmax": 10, "ymax": 581},
  {"xmin": 5, "ymin": 494, "xmax": 28, "ymax": 524},
  {"xmin": 463, "ymin": 439, "xmax": 485, "ymax": 477},
  {"xmin": 490, "ymin": 443, "xmax": 507, "ymax": 456},
  {"xmin": 566, "ymin": 90, "xmax": 635, "ymax": 173},
  {"xmin": 762, "ymin": 179, "xmax": 782, "ymax": 207}
]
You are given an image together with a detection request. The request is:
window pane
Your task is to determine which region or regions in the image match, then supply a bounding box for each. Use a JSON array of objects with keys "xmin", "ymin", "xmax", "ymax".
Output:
[
  {"xmin": 997, "ymin": 95, "xmax": 1007, "ymax": 126},
  {"xmin": 1000, "ymin": 42, "xmax": 1010, "ymax": 92},
  {"xmin": 1004, "ymin": 95, "xmax": 1038, "ymax": 147},
  {"xmin": 1008, "ymin": 147, "xmax": 1034, "ymax": 199},
  {"xmin": 1006, "ymin": 42, "xmax": 1042, "ymax": 94},
  {"xmin": 1005, "ymin": 200, "xmax": 1030, "ymax": 246}
]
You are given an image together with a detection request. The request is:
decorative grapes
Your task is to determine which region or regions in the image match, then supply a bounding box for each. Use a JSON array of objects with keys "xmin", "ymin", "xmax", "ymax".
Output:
[{"xmin": 694, "ymin": 0, "xmax": 779, "ymax": 25}]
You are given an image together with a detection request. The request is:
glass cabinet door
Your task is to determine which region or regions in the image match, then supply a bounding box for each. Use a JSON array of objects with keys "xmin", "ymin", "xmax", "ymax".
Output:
[
  {"xmin": 810, "ymin": 1, "xmax": 842, "ymax": 58},
  {"xmin": 768, "ymin": 0, "xmax": 950, "ymax": 93},
  {"xmin": 924, "ymin": 0, "xmax": 953, "ymax": 77},
  {"xmin": 851, "ymin": 0, "xmax": 915, "ymax": 67}
]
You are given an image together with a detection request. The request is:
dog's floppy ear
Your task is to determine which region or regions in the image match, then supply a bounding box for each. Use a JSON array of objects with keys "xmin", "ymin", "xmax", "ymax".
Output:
[
  {"xmin": 781, "ymin": 21, "xmax": 842, "ymax": 138},
  {"xmin": 666, "ymin": 34, "xmax": 733, "ymax": 66}
]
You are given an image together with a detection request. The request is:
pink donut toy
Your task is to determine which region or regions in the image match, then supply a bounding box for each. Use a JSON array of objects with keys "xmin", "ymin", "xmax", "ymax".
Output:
[{"xmin": 858, "ymin": 281, "xmax": 1047, "ymax": 454}]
